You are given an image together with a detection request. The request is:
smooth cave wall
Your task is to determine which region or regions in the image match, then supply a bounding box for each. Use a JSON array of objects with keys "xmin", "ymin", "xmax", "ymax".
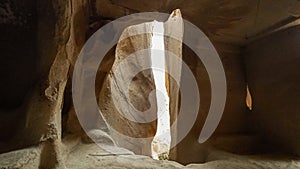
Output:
[
  {"xmin": 244, "ymin": 25, "xmax": 300, "ymax": 156},
  {"xmin": 174, "ymin": 42, "xmax": 250, "ymax": 164}
]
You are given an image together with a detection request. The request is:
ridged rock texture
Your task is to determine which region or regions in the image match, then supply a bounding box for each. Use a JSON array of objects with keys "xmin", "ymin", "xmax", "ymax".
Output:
[
  {"xmin": 98, "ymin": 9, "xmax": 183, "ymax": 156},
  {"xmin": 0, "ymin": 0, "xmax": 300, "ymax": 168}
]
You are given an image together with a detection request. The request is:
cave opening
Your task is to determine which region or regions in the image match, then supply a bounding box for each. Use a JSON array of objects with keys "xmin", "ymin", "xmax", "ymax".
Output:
[{"xmin": 150, "ymin": 21, "xmax": 171, "ymax": 160}]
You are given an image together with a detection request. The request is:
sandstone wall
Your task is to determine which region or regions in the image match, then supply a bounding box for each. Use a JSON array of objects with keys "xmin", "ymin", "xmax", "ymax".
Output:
[
  {"xmin": 0, "ymin": 0, "xmax": 36, "ymax": 142},
  {"xmin": 88, "ymin": 2, "xmax": 251, "ymax": 162},
  {"xmin": 174, "ymin": 42, "xmax": 250, "ymax": 164},
  {"xmin": 244, "ymin": 25, "xmax": 300, "ymax": 156}
]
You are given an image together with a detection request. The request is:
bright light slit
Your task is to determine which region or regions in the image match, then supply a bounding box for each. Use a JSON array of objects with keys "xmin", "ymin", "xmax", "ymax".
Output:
[{"xmin": 150, "ymin": 21, "xmax": 171, "ymax": 160}]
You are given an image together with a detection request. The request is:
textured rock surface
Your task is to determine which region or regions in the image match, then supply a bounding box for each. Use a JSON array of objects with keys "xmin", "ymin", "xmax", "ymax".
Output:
[
  {"xmin": 164, "ymin": 9, "xmax": 183, "ymax": 160},
  {"xmin": 94, "ymin": 0, "xmax": 300, "ymax": 44},
  {"xmin": 98, "ymin": 9, "xmax": 184, "ymax": 156},
  {"xmin": 0, "ymin": 147, "xmax": 40, "ymax": 169},
  {"xmin": 2, "ymin": 143, "xmax": 299, "ymax": 169},
  {"xmin": 0, "ymin": 0, "xmax": 72, "ymax": 156},
  {"xmin": 98, "ymin": 22, "xmax": 157, "ymax": 155},
  {"xmin": 0, "ymin": 0, "xmax": 300, "ymax": 168},
  {"xmin": 0, "ymin": 0, "xmax": 89, "ymax": 167}
]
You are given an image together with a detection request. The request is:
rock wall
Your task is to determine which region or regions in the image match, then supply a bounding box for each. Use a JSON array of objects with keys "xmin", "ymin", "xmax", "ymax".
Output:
[
  {"xmin": 0, "ymin": 0, "xmax": 89, "ymax": 167},
  {"xmin": 0, "ymin": 0, "xmax": 300, "ymax": 168},
  {"xmin": 89, "ymin": 3, "xmax": 251, "ymax": 163},
  {"xmin": 98, "ymin": 10, "xmax": 184, "ymax": 156},
  {"xmin": 0, "ymin": 0, "xmax": 36, "ymax": 142},
  {"xmin": 244, "ymin": 25, "xmax": 300, "ymax": 156},
  {"xmin": 173, "ymin": 42, "xmax": 250, "ymax": 164},
  {"xmin": 0, "ymin": 0, "xmax": 252, "ymax": 164}
]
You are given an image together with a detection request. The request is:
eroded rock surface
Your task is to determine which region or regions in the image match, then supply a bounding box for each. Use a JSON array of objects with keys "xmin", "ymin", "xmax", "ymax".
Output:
[
  {"xmin": 1, "ymin": 0, "xmax": 300, "ymax": 168},
  {"xmin": 98, "ymin": 9, "xmax": 184, "ymax": 156}
]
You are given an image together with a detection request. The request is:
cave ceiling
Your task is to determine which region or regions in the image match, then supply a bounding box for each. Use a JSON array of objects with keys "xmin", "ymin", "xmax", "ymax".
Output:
[{"xmin": 94, "ymin": 0, "xmax": 300, "ymax": 45}]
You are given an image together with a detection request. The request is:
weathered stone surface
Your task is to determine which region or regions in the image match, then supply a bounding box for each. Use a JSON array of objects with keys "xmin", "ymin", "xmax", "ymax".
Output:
[
  {"xmin": 94, "ymin": 0, "xmax": 137, "ymax": 19},
  {"xmin": 0, "ymin": 0, "xmax": 89, "ymax": 167},
  {"xmin": 65, "ymin": 143, "xmax": 183, "ymax": 169},
  {"xmin": 1, "ymin": 143, "xmax": 299, "ymax": 169},
  {"xmin": 0, "ymin": 0, "xmax": 73, "ymax": 156},
  {"xmin": 0, "ymin": 147, "xmax": 40, "ymax": 169},
  {"xmin": 82, "ymin": 129, "xmax": 116, "ymax": 146},
  {"xmin": 1, "ymin": 0, "xmax": 300, "ymax": 168},
  {"xmin": 64, "ymin": 143, "xmax": 300, "ymax": 169},
  {"xmin": 98, "ymin": 20, "xmax": 157, "ymax": 156},
  {"xmin": 164, "ymin": 9, "xmax": 183, "ymax": 160},
  {"xmin": 98, "ymin": 9, "xmax": 184, "ymax": 156},
  {"xmin": 95, "ymin": 0, "xmax": 300, "ymax": 44},
  {"xmin": 20, "ymin": 0, "xmax": 71, "ymax": 146}
]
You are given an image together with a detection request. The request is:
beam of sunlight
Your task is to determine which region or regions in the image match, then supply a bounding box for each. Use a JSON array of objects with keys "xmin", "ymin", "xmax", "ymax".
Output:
[{"xmin": 150, "ymin": 21, "xmax": 171, "ymax": 160}]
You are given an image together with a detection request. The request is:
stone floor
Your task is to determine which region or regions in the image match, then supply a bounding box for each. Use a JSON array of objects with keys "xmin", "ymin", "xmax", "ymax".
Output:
[{"xmin": 1, "ymin": 141, "xmax": 300, "ymax": 169}]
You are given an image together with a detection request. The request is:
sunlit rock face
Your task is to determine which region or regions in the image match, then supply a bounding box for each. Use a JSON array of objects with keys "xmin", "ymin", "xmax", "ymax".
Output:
[
  {"xmin": 98, "ymin": 10, "xmax": 183, "ymax": 156},
  {"xmin": 150, "ymin": 9, "xmax": 184, "ymax": 160},
  {"xmin": 98, "ymin": 19, "xmax": 158, "ymax": 156},
  {"xmin": 1, "ymin": 0, "xmax": 300, "ymax": 168}
]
